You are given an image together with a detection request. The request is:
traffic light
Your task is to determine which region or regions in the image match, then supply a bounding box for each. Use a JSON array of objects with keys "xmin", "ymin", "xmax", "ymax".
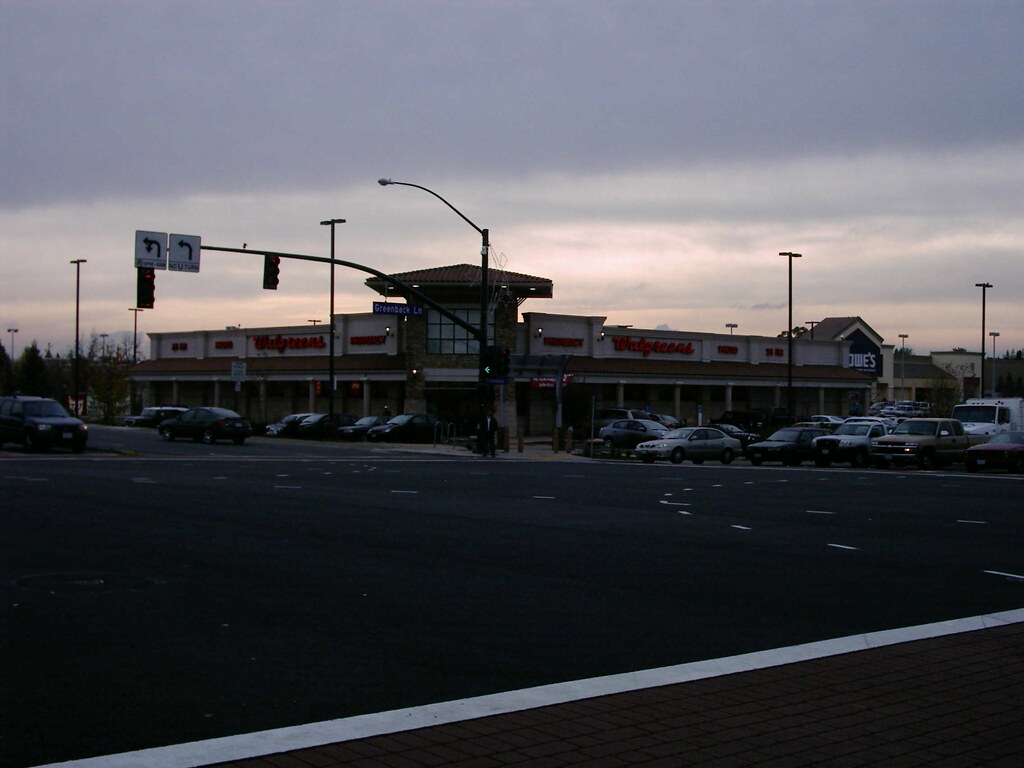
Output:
[
  {"xmin": 262, "ymin": 254, "xmax": 280, "ymax": 290},
  {"xmin": 136, "ymin": 267, "xmax": 155, "ymax": 308},
  {"xmin": 496, "ymin": 347, "xmax": 511, "ymax": 377}
]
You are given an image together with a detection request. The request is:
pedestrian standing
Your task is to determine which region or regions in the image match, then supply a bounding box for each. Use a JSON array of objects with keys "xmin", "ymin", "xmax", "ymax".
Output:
[{"xmin": 481, "ymin": 409, "xmax": 499, "ymax": 457}]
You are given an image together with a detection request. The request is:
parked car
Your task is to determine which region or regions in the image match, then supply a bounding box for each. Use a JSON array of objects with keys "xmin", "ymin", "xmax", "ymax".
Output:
[
  {"xmin": 634, "ymin": 426, "xmax": 741, "ymax": 465},
  {"xmin": 649, "ymin": 413, "xmax": 682, "ymax": 429},
  {"xmin": 714, "ymin": 422, "xmax": 761, "ymax": 448},
  {"xmin": 744, "ymin": 427, "xmax": 828, "ymax": 466},
  {"xmin": 808, "ymin": 415, "xmax": 844, "ymax": 429},
  {"xmin": 265, "ymin": 412, "xmax": 315, "ymax": 437},
  {"xmin": 336, "ymin": 415, "xmax": 386, "ymax": 440},
  {"xmin": 366, "ymin": 413, "xmax": 440, "ymax": 443},
  {"xmin": 812, "ymin": 421, "xmax": 888, "ymax": 467},
  {"xmin": 964, "ymin": 432, "xmax": 1024, "ymax": 473},
  {"xmin": 123, "ymin": 406, "xmax": 187, "ymax": 427},
  {"xmin": 0, "ymin": 395, "xmax": 88, "ymax": 453},
  {"xmin": 593, "ymin": 408, "xmax": 650, "ymax": 430},
  {"xmin": 710, "ymin": 410, "xmax": 768, "ymax": 432},
  {"xmin": 159, "ymin": 407, "xmax": 253, "ymax": 445},
  {"xmin": 871, "ymin": 418, "xmax": 980, "ymax": 470},
  {"xmin": 296, "ymin": 413, "xmax": 356, "ymax": 439},
  {"xmin": 598, "ymin": 419, "xmax": 669, "ymax": 452}
]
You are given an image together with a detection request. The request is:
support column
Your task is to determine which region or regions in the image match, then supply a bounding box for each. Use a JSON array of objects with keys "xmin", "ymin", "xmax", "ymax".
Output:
[
  {"xmin": 259, "ymin": 379, "xmax": 268, "ymax": 424},
  {"xmin": 673, "ymin": 384, "xmax": 682, "ymax": 422},
  {"xmin": 213, "ymin": 380, "xmax": 221, "ymax": 408},
  {"xmin": 818, "ymin": 385, "xmax": 825, "ymax": 415},
  {"xmin": 362, "ymin": 379, "xmax": 371, "ymax": 417},
  {"xmin": 307, "ymin": 380, "xmax": 316, "ymax": 412},
  {"xmin": 725, "ymin": 383, "xmax": 733, "ymax": 412},
  {"xmin": 616, "ymin": 382, "xmax": 625, "ymax": 407},
  {"xmin": 172, "ymin": 380, "xmax": 180, "ymax": 405}
]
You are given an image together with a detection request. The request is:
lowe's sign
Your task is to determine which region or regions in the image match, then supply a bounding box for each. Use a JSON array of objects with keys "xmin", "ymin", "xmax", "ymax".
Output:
[{"xmin": 847, "ymin": 329, "xmax": 882, "ymax": 377}]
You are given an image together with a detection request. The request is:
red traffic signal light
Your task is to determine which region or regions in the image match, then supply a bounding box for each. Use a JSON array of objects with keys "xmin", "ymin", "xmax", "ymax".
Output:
[
  {"xmin": 136, "ymin": 267, "xmax": 155, "ymax": 308},
  {"xmin": 263, "ymin": 254, "xmax": 281, "ymax": 290}
]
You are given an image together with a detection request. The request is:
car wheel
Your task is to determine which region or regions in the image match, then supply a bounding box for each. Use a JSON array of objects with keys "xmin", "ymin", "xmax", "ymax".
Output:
[
  {"xmin": 875, "ymin": 457, "xmax": 890, "ymax": 469},
  {"xmin": 201, "ymin": 429, "xmax": 216, "ymax": 444},
  {"xmin": 640, "ymin": 455, "xmax": 656, "ymax": 464},
  {"xmin": 1014, "ymin": 454, "xmax": 1024, "ymax": 474},
  {"xmin": 720, "ymin": 448, "xmax": 735, "ymax": 465},
  {"xmin": 24, "ymin": 432, "xmax": 39, "ymax": 453},
  {"xmin": 233, "ymin": 437, "xmax": 245, "ymax": 445},
  {"xmin": 670, "ymin": 447, "xmax": 685, "ymax": 464},
  {"xmin": 814, "ymin": 457, "xmax": 831, "ymax": 468},
  {"xmin": 965, "ymin": 460, "xmax": 979, "ymax": 473},
  {"xmin": 749, "ymin": 456, "xmax": 763, "ymax": 466},
  {"xmin": 783, "ymin": 456, "xmax": 800, "ymax": 467},
  {"xmin": 160, "ymin": 427, "xmax": 174, "ymax": 441},
  {"xmin": 603, "ymin": 437, "xmax": 614, "ymax": 452},
  {"xmin": 918, "ymin": 450, "xmax": 936, "ymax": 470},
  {"xmin": 850, "ymin": 450, "xmax": 868, "ymax": 468},
  {"xmin": 72, "ymin": 441, "xmax": 86, "ymax": 454}
]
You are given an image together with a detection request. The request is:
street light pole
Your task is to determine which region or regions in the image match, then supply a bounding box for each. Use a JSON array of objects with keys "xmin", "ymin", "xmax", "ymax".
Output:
[
  {"xmin": 726, "ymin": 323, "xmax": 737, "ymax": 335},
  {"xmin": 898, "ymin": 333, "xmax": 909, "ymax": 399},
  {"xmin": 129, "ymin": 308, "xmax": 143, "ymax": 365},
  {"xmin": 70, "ymin": 259, "xmax": 87, "ymax": 415},
  {"xmin": 320, "ymin": 218, "xmax": 346, "ymax": 418},
  {"xmin": 990, "ymin": 331, "xmax": 1000, "ymax": 395},
  {"xmin": 806, "ymin": 320, "xmax": 818, "ymax": 340},
  {"xmin": 6, "ymin": 328, "xmax": 17, "ymax": 359},
  {"xmin": 975, "ymin": 282, "xmax": 992, "ymax": 396},
  {"xmin": 379, "ymin": 179, "xmax": 491, "ymax": 455},
  {"xmin": 779, "ymin": 252, "xmax": 802, "ymax": 420}
]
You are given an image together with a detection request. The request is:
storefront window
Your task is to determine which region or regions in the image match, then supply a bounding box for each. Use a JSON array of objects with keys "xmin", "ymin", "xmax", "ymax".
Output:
[{"xmin": 426, "ymin": 308, "xmax": 494, "ymax": 355}]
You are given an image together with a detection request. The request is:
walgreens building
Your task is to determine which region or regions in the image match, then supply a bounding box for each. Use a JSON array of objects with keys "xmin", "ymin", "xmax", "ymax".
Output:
[{"xmin": 130, "ymin": 264, "xmax": 879, "ymax": 438}]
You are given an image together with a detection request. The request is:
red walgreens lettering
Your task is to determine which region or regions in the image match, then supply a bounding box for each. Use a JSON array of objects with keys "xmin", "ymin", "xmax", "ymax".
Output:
[
  {"xmin": 253, "ymin": 335, "xmax": 326, "ymax": 354},
  {"xmin": 543, "ymin": 337, "xmax": 584, "ymax": 347},
  {"xmin": 612, "ymin": 336, "xmax": 695, "ymax": 357}
]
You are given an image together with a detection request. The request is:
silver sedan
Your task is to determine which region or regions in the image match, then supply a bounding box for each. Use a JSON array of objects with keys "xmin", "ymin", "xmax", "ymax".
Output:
[{"xmin": 635, "ymin": 427, "xmax": 742, "ymax": 465}]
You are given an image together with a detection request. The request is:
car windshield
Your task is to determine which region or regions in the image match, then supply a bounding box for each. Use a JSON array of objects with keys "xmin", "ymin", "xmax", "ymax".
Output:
[
  {"xmin": 766, "ymin": 429, "xmax": 800, "ymax": 441},
  {"xmin": 833, "ymin": 424, "xmax": 871, "ymax": 436},
  {"xmin": 388, "ymin": 414, "xmax": 413, "ymax": 425},
  {"xmin": 210, "ymin": 408, "xmax": 241, "ymax": 418},
  {"xmin": 893, "ymin": 421, "xmax": 937, "ymax": 435},
  {"xmin": 354, "ymin": 417, "xmax": 379, "ymax": 427},
  {"xmin": 985, "ymin": 433, "xmax": 1024, "ymax": 445},
  {"xmin": 664, "ymin": 428, "xmax": 695, "ymax": 439},
  {"xmin": 23, "ymin": 400, "xmax": 70, "ymax": 418},
  {"xmin": 953, "ymin": 406, "xmax": 996, "ymax": 421}
]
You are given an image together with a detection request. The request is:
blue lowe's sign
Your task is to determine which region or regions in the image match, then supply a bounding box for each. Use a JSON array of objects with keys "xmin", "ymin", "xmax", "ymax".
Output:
[{"xmin": 847, "ymin": 329, "xmax": 882, "ymax": 377}]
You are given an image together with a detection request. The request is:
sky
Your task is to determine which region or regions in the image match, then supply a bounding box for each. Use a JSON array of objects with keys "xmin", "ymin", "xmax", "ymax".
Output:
[{"xmin": 2, "ymin": 0, "xmax": 1022, "ymax": 361}]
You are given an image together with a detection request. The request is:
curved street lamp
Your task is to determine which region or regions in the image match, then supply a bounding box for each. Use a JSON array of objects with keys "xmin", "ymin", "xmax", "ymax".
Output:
[
  {"xmin": 379, "ymin": 179, "xmax": 492, "ymax": 454},
  {"xmin": 975, "ymin": 282, "xmax": 992, "ymax": 396},
  {"xmin": 780, "ymin": 252, "xmax": 802, "ymax": 420}
]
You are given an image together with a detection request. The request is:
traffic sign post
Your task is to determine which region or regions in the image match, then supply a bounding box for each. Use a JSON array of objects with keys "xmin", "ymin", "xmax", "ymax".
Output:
[{"xmin": 168, "ymin": 234, "xmax": 201, "ymax": 273}]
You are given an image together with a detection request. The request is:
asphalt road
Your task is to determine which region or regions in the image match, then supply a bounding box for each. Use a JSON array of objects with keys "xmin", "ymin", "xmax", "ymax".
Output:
[{"xmin": 3, "ymin": 428, "xmax": 1023, "ymax": 767}]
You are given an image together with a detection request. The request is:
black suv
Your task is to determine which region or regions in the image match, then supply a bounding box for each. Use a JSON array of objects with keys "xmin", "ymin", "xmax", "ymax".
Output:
[{"xmin": 0, "ymin": 395, "xmax": 89, "ymax": 453}]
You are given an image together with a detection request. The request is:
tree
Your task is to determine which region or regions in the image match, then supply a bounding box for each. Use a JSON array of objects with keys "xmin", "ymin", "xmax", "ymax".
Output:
[
  {"xmin": 13, "ymin": 342, "xmax": 48, "ymax": 395},
  {"xmin": 928, "ymin": 364, "xmax": 963, "ymax": 416},
  {"xmin": 777, "ymin": 326, "xmax": 808, "ymax": 339},
  {"xmin": 0, "ymin": 341, "xmax": 11, "ymax": 395}
]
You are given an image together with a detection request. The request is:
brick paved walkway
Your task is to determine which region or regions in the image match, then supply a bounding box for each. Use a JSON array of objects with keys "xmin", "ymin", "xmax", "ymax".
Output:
[{"xmin": 201, "ymin": 621, "xmax": 1024, "ymax": 768}]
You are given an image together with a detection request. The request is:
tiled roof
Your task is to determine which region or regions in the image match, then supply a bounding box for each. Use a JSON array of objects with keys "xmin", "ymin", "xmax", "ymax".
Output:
[{"xmin": 567, "ymin": 357, "xmax": 874, "ymax": 382}]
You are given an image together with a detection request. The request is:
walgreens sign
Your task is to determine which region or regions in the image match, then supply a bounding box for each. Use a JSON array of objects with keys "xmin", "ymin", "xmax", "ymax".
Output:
[{"xmin": 612, "ymin": 336, "xmax": 695, "ymax": 357}]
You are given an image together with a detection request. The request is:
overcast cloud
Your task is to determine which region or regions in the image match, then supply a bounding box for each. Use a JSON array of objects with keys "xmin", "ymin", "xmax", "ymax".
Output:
[{"xmin": 2, "ymin": 0, "xmax": 1022, "ymax": 359}]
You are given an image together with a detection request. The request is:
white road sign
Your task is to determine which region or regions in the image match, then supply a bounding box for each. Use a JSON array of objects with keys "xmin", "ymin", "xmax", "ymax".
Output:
[
  {"xmin": 135, "ymin": 231, "xmax": 167, "ymax": 270},
  {"xmin": 231, "ymin": 361, "xmax": 247, "ymax": 382},
  {"xmin": 168, "ymin": 234, "xmax": 201, "ymax": 273}
]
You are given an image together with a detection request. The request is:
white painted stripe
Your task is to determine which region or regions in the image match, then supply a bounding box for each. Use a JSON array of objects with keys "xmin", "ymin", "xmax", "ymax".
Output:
[
  {"xmin": 659, "ymin": 500, "xmax": 691, "ymax": 507},
  {"xmin": 806, "ymin": 510, "xmax": 836, "ymax": 515},
  {"xmin": 957, "ymin": 519, "xmax": 987, "ymax": 525},
  {"xmin": 390, "ymin": 490, "xmax": 418, "ymax": 494},
  {"xmin": 983, "ymin": 570, "xmax": 1024, "ymax": 581},
  {"xmin": 731, "ymin": 525, "xmax": 752, "ymax": 531},
  {"xmin": 533, "ymin": 495, "xmax": 556, "ymax": 499},
  {"xmin": 33, "ymin": 608, "xmax": 1024, "ymax": 768},
  {"xmin": 827, "ymin": 543, "xmax": 858, "ymax": 551},
  {"xmin": 274, "ymin": 485, "xmax": 302, "ymax": 490}
]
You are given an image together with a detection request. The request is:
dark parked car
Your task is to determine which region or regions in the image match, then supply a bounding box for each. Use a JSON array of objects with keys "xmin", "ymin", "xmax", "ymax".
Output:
[
  {"xmin": 714, "ymin": 422, "xmax": 761, "ymax": 448},
  {"xmin": 0, "ymin": 395, "xmax": 88, "ymax": 453},
  {"xmin": 744, "ymin": 427, "xmax": 828, "ymax": 466},
  {"xmin": 123, "ymin": 406, "xmax": 187, "ymax": 427},
  {"xmin": 598, "ymin": 419, "xmax": 669, "ymax": 451},
  {"xmin": 965, "ymin": 432, "xmax": 1024, "ymax": 473},
  {"xmin": 297, "ymin": 413, "xmax": 356, "ymax": 439},
  {"xmin": 159, "ymin": 407, "xmax": 253, "ymax": 445},
  {"xmin": 366, "ymin": 413, "xmax": 440, "ymax": 443},
  {"xmin": 710, "ymin": 410, "xmax": 768, "ymax": 432},
  {"xmin": 336, "ymin": 415, "xmax": 386, "ymax": 440},
  {"xmin": 266, "ymin": 412, "xmax": 315, "ymax": 437}
]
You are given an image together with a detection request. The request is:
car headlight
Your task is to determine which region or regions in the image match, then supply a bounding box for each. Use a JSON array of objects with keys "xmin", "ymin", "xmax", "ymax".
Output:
[
  {"xmin": 839, "ymin": 439, "xmax": 852, "ymax": 448},
  {"xmin": 35, "ymin": 424, "xmax": 52, "ymax": 431}
]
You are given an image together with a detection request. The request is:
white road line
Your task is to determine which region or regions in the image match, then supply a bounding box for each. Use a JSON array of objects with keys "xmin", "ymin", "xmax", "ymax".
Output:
[
  {"xmin": 983, "ymin": 570, "xmax": 1024, "ymax": 581},
  {"xmin": 957, "ymin": 519, "xmax": 988, "ymax": 525},
  {"xmin": 390, "ymin": 490, "xmax": 418, "ymax": 494},
  {"xmin": 731, "ymin": 525, "xmax": 752, "ymax": 531},
  {"xmin": 806, "ymin": 510, "xmax": 836, "ymax": 515},
  {"xmin": 533, "ymin": 495, "xmax": 556, "ymax": 499},
  {"xmin": 44, "ymin": 608, "xmax": 1024, "ymax": 768},
  {"xmin": 827, "ymin": 543, "xmax": 858, "ymax": 551},
  {"xmin": 659, "ymin": 500, "xmax": 691, "ymax": 507},
  {"xmin": 131, "ymin": 478, "xmax": 158, "ymax": 484},
  {"xmin": 274, "ymin": 485, "xmax": 302, "ymax": 490}
]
